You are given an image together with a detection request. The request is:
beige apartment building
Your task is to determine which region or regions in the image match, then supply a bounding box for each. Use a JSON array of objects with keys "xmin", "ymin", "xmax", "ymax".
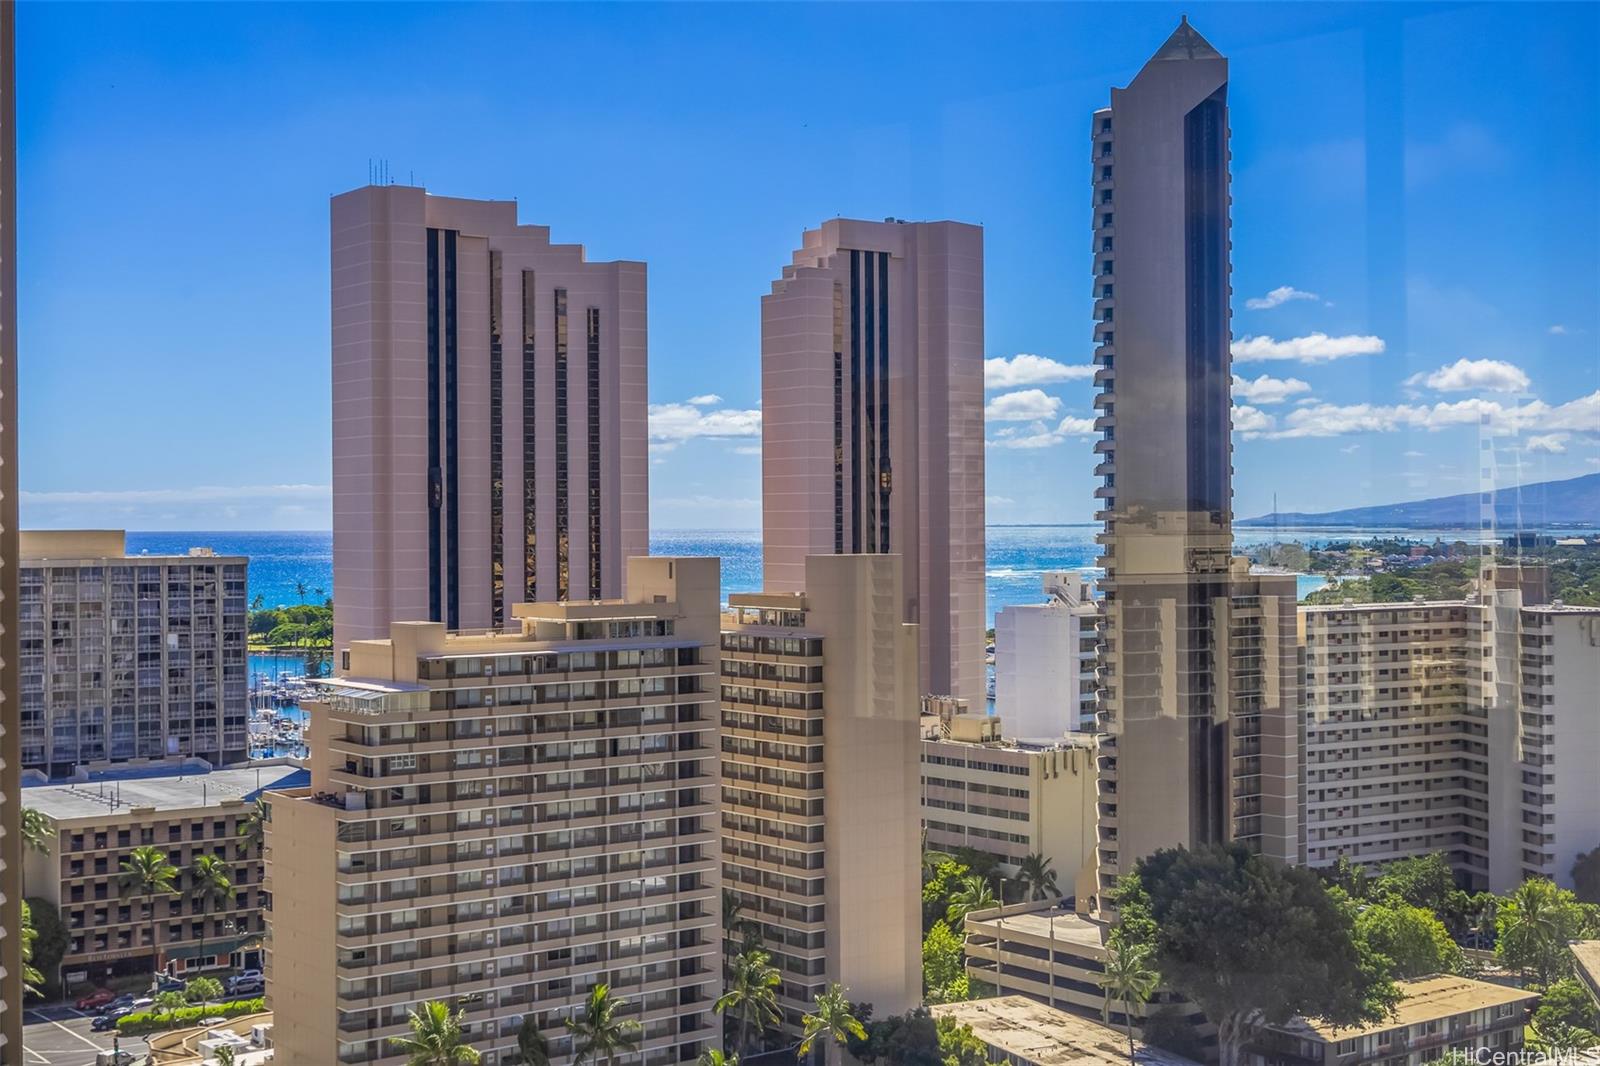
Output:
[
  {"xmin": 0, "ymin": 4, "xmax": 22, "ymax": 1052},
  {"xmin": 720, "ymin": 554, "xmax": 921, "ymax": 1026},
  {"xmin": 761, "ymin": 218, "xmax": 985, "ymax": 707},
  {"xmin": 1301, "ymin": 586, "xmax": 1600, "ymax": 892},
  {"xmin": 932, "ymin": 996, "xmax": 1200, "ymax": 1066},
  {"xmin": 267, "ymin": 558, "xmax": 721, "ymax": 1066},
  {"xmin": 921, "ymin": 713, "xmax": 1099, "ymax": 890},
  {"xmin": 20, "ymin": 765, "xmax": 297, "ymax": 988},
  {"xmin": 18, "ymin": 531, "xmax": 250, "ymax": 779},
  {"xmin": 332, "ymin": 186, "xmax": 649, "ymax": 650},
  {"xmin": 1089, "ymin": 20, "xmax": 1300, "ymax": 893},
  {"xmin": 1250, "ymin": 975, "xmax": 1536, "ymax": 1066}
]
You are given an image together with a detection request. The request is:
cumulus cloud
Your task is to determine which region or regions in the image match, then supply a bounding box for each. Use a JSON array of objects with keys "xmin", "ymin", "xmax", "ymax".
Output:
[
  {"xmin": 648, "ymin": 401, "xmax": 762, "ymax": 443},
  {"xmin": 985, "ymin": 495, "xmax": 1015, "ymax": 506},
  {"xmin": 1231, "ymin": 373, "xmax": 1311, "ymax": 405},
  {"xmin": 987, "ymin": 415, "xmax": 1096, "ymax": 449},
  {"xmin": 1232, "ymin": 405, "xmax": 1277, "ymax": 437},
  {"xmin": 1548, "ymin": 325, "xmax": 1568, "ymax": 336},
  {"xmin": 1525, "ymin": 434, "xmax": 1567, "ymax": 455},
  {"xmin": 1232, "ymin": 333, "xmax": 1385, "ymax": 364},
  {"xmin": 1260, "ymin": 390, "xmax": 1600, "ymax": 440},
  {"xmin": 1405, "ymin": 358, "xmax": 1529, "ymax": 394},
  {"xmin": 985, "ymin": 388, "xmax": 1063, "ymax": 422},
  {"xmin": 686, "ymin": 393, "xmax": 722, "ymax": 406},
  {"xmin": 983, "ymin": 354, "xmax": 1095, "ymax": 389},
  {"xmin": 1244, "ymin": 286, "xmax": 1320, "ymax": 311}
]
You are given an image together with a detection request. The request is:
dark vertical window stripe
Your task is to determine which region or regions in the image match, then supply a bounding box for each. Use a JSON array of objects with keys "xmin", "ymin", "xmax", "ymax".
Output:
[
  {"xmin": 877, "ymin": 250, "xmax": 890, "ymax": 552},
  {"xmin": 521, "ymin": 271, "xmax": 537, "ymax": 604},
  {"xmin": 425, "ymin": 228, "xmax": 442, "ymax": 624},
  {"xmin": 1184, "ymin": 89, "xmax": 1229, "ymax": 520},
  {"xmin": 554, "ymin": 288, "xmax": 570, "ymax": 600},
  {"xmin": 489, "ymin": 250, "xmax": 504, "ymax": 627},
  {"xmin": 832, "ymin": 284, "xmax": 844, "ymax": 555},
  {"xmin": 848, "ymin": 252, "xmax": 861, "ymax": 554},
  {"xmin": 863, "ymin": 252, "xmax": 877, "ymax": 552},
  {"xmin": 586, "ymin": 307, "xmax": 602, "ymax": 600},
  {"xmin": 444, "ymin": 229, "xmax": 459, "ymax": 631}
]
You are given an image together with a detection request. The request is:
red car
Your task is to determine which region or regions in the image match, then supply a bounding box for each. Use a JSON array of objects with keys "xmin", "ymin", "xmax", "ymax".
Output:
[{"xmin": 74, "ymin": 987, "xmax": 115, "ymax": 1011}]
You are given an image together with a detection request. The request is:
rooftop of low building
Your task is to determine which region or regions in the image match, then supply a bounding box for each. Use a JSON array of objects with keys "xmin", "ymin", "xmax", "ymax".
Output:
[
  {"xmin": 1273, "ymin": 975, "xmax": 1538, "ymax": 1042},
  {"xmin": 932, "ymin": 995, "xmax": 1199, "ymax": 1066},
  {"xmin": 22, "ymin": 763, "xmax": 307, "ymax": 823}
]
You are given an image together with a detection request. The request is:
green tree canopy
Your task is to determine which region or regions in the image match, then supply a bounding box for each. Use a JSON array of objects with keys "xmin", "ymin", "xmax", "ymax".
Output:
[
  {"xmin": 715, "ymin": 948, "xmax": 781, "ymax": 1055},
  {"xmin": 922, "ymin": 857, "xmax": 972, "ymax": 932},
  {"xmin": 1371, "ymin": 854, "xmax": 1457, "ymax": 913},
  {"xmin": 1496, "ymin": 878, "xmax": 1590, "ymax": 985},
  {"xmin": 566, "ymin": 984, "xmax": 640, "ymax": 1066},
  {"xmin": 1535, "ymin": 978, "xmax": 1599, "ymax": 1034},
  {"xmin": 922, "ymin": 920, "xmax": 967, "ymax": 1004},
  {"xmin": 186, "ymin": 976, "xmax": 224, "ymax": 1004},
  {"xmin": 392, "ymin": 1000, "xmax": 481, "ymax": 1065},
  {"xmin": 1015, "ymin": 853, "xmax": 1061, "ymax": 902},
  {"xmin": 799, "ymin": 983, "xmax": 867, "ymax": 1060},
  {"xmin": 1119, "ymin": 843, "xmax": 1400, "ymax": 1066},
  {"xmin": 23, "ymin": 897, "xmax": 66, "ymax": 996},
  {"xmin": 1355, "ymin": 902, "xmax": 1463, "ymax": 979},
  {"xmin": 945, "ymin": 875, "xmax": 997, "ymax": 929}
]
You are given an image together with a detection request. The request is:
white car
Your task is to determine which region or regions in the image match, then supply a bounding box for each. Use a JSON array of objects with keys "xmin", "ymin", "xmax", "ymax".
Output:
[{"xmin": 225, "ymin": 971, "xmax": 264, "ymax": 995}]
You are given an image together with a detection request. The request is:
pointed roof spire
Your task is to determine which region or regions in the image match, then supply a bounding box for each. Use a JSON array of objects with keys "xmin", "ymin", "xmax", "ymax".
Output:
[{"xmin": 1150, "ymin": 16, "xmax": 1223, "ymax": 61}]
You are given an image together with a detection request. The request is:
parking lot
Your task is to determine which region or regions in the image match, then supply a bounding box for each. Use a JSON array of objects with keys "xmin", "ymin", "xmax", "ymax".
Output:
[{"xmin": 22, "ymin": 1006, "xmax": 144, "ymax": 1066}]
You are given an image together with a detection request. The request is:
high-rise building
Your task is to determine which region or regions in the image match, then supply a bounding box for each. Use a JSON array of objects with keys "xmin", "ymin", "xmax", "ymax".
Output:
[
  {"xmin": 332, "ymin": 186, "xmax": 648, "ymax": 651},
  {"xmin": 720, "ymin": 554, "xmax": 921, "ymax": 1024},
  {"xmin": 0, "ymin": 2, "xmax": 21, "ymax": 1054},
  {"xmin": 1301, "ymin": 587, "xmax": 1600, "ymax": 893},
  {"xmin": 18, "ymin": 531, "xmax": 250, "ymax": 778},
  {"xmin": 1090, "ymin": 21, "xmax": 1300, "ymax": 889},
  {"xmin": 267, "ymin": 558, "xmax": 720, "ymax": 1066},
  {"xmin": 760, "ymin": 218, "xmax": 985, "ymax": 706},
  {"xmin": 993, "ymin": 573, "xmax": 1099, "ymax": 737}
]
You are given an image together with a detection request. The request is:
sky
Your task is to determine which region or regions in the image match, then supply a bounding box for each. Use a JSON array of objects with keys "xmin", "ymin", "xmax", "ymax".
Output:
[{"xmin": 15, "ymin": 2, "xmax": 1600, "ymax": 531}]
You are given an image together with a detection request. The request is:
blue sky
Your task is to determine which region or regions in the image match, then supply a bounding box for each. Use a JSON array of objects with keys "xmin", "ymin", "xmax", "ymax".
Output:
[{"xmin": 16, "ymin": 2, "xmax": 1599, "ymax": 531}]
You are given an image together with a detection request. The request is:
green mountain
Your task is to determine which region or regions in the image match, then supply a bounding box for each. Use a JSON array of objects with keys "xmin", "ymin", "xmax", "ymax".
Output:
[{"xmin": 1239, "ymin": 472, "xmax": 1600, "ymax": 529}]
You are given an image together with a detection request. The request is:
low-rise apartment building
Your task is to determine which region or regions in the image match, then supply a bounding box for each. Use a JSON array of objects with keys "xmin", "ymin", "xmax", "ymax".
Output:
[
  {"xmin": 962, "ymin": 900, "xmax": 1206, "ymax": 1039},
  {"xmin": 266, "ymin": 557, "xmax": 722, "ymax": 1066},
  {"xmin": 1300, "ymin": 585, "xmax": 1600, "ymax": 892},
  {"xmin": 19, "ymin": 531, "xmax": 249, "ymax": 779},
  {"xmin": 921, "ymin": 715, "xmax": 1099, "ymax": 890},
  {"xmin": 1250, "ymin": 975, "xmax": 1537, "ymax": 1066},
  {"xmin": 20, "ymin": 764, "xmax": 299, "ymax": 989},
  {"xmin": 932, "ymin": 995, "xmax": 1200, "ymax": 1066},
  {"xmin": 720, "ymin": 554, "xmax": 921, "ymax": 1026}
]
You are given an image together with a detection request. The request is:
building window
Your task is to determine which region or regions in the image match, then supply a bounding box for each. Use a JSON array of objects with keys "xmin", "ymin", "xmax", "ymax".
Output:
[
  {"xmin": 586, "ymin": 306, "xmax": 603, "ymax": 600},
  {"xmin": 521, "ymin": 270, "xmax": 538, "ymax": 605},
  {"xmin": 488, "ymin": 249, "xmax": 505, "ymax": 627},
  {"xmin": 554, "ymin": 288, "xmax": 570, "ymax": 600}
]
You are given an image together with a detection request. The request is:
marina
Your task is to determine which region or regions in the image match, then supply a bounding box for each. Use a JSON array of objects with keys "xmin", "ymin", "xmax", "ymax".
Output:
[{"xmin": 246, "ymin": 653, "xmax": 325, "ymax": 761}]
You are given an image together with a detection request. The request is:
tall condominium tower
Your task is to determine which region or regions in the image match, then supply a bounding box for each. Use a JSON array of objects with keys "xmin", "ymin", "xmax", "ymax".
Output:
[
  {"xmin": 761, "ymin": 218, "xmax": 985, "ymax": 705},
  {"xmin": 720, "ymin": 554, "xmax": 921, "ymax": 1025},
  {"xmin": 268, "ymin": 558, "xmax": 721, "ymax": 1066},
  {"xmin": 1091, "ymin": 21, "xmax": 1299, "ymax": 890},
  {"xmin": 18, "ymin": 531, "xmax": 250, "ymax": 778},
  {"xmin": 0, "ymin": 3, "xmax": 21, "ymax": 1054},
  {"xmin": 332, "ymin": 187, "xmax": 648, "ymax": 651}
]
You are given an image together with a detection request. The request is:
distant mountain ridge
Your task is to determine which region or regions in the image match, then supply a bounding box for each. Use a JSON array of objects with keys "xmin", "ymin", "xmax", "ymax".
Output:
[{"xmin": 1239, "ymin": 472, "xmax": 1600, "ymax": 529}]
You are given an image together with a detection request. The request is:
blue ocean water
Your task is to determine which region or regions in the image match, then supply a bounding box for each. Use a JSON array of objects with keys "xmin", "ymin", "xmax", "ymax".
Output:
[{"xmin": 130, "ymin": 525, "xmax": 1495, "ymax": 629}]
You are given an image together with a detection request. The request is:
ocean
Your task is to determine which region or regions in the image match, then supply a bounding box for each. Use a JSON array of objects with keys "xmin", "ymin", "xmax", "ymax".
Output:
[{"xmin": 127, "ymin": 525, "xmax": 1493, "ymax": 628}]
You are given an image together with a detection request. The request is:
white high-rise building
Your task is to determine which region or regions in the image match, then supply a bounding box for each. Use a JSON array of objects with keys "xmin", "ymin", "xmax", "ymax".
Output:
[{"xmin": 993, "ymin": 573, "xmax": 1099, "ymax": 738}]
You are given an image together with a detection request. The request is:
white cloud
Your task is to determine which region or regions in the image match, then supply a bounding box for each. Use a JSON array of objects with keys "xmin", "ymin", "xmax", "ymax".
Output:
[
  {"xmin": 731, "ymin": 445, "xmax": 762, "ymax": 456},
  {"xmin": 686, "ymin": 393, "xmax": 722, "ymax": 406},
  {"xmin": 1340, "ymin": 444, "xmax": 1360, "ymax": 454},
  {"xmin": 985, "ymin": 389, "xmax": 1062, "ymax": 422},
  {"xmin": 1244, "ymin": 285, "xmax": 1319, "ymax": 311},
  {"xmin": 1231, "ymin": 373, "xmax": 1311, "ymax": 405},
  {"xmin": 983, "ymin": 354, "xmax": 1094, "ymax": 390},
  {"xmin": 1549, "ymin": 325, "xmax": 1568, "ymax": 336},
  {"xmin": 1232, "ymin": 333, "xmax": 1385, "ymax": 364},
  {"xmin": 1261, "ymin": 389, "xmax": 1600, "ymax": 440},
  {"xmin": 1405, "ymin": 358, "xmax": 1529, "ymax": 394},
  {"xmin": 1526, "ymin": 434, "xmax": 1567, "ymax": 455},
  {"xmin": 985, "ymin": 495, "xmax": 1015, "ymax": 506},
  {"xmin": 987, "ymin": 415, "xmax": 1096, "ymax": 449},
  {"xmin": 1232, "ymin": 405, "xmax": 1276, "ymax": 437},
  {"xmin": 648, "ymin": 401, "xmax": 762, "ymax": 443},
  {"xmin": 1403, "ymin": 450, "xmax": 1426, "ymax": 459},
  {"xmin": 20, "ymin": 483, "xmax": 328, "ymax": 505}
]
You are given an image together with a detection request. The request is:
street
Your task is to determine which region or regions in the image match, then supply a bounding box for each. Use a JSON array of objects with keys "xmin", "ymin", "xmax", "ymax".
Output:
[{"xmin": 21, "ymin": 1006, "xmax": 142, "ymax": 1066}]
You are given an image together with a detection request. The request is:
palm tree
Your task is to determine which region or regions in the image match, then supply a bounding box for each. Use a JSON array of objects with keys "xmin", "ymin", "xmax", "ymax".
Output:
[
  {"xmin": 722, "ymin": 888, "xmax": 756, "ymax": 944},
  {"xmin": 237, "ymin": 798, "xmax": 267, "ymax": 858},
  {"xmin": 20, "ymin": 900, "xmax": 43, "ymax": 998},
  {"xmin": 1015, "ymin": 853, "xmax": 1060, "ymax": 902},
  {"xmin": 1100, "ymin": 936, "xmax": 1161, "ymax": 1065},
  {"xmin": 391, "ymin": 1000, "xmax": 481, "ymax": 1065},
  {"xmin": 117, "ymin": 845, "xmax": 179, "ymax": 975},
  {"xmin": 1498, "ymin": 878, "xmax": 1583, "ymax": 984},
  {"xmin": 698, "ymin": 1051, "xmax": 739, "ymax": 1066},
  {"xmin": 798, "ymin": 984, "xmax": 866, "ymax": 1063},
  {"xmin": 21, "ymin": 808, "xmax": 51, "ymax": 854},
  {"xmin": 715, "ymin": 948, "xmax": 782, "ymax": 1055},
  {"xmin": 566, "ymin": 983, "xmax": 640, "ymax": 1066},
  {"xmin": 187, "ymin": 854, "xmax": 233, "ymax": 971},
  {"xmin": 946, "ymin": 874, "xmax": 998, "ymax": 928},
  {"xmin": 512, "ymin": 1015, "xmax": 550, "ymax": 1066},
  {"xmin": 294, "ymin": 581, "xmax": 308, "ymax": 603}
]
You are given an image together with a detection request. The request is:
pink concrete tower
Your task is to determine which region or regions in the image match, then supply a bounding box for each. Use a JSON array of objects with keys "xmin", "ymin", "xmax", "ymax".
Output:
[
  {"xmin": 761, "ymin": 219, "xmax": 985, "ymax": 705},
  {"xmin": 332, "ymin": 187, "xmax": 648, "ymax": 650}
]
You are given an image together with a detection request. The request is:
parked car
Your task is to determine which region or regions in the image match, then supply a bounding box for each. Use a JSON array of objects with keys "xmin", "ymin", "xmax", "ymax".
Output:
[
  {"xmin": 224, "ymin": 970, "xmax": 263, "ymax": 995},
  {"xmin": 74, "ymin": 987, "xmax": 115, "ymax": 1011},
  {"xmin": 97, "ymin": 993, "xmax": 138, "ymax": 1016},
  {"xmin": 151, "ymin": 974, "xmax": 185, "ymax": 994},
  {"xmin": 90, "ymin": 1008, "xmax": 131, "ymax": 1032}
]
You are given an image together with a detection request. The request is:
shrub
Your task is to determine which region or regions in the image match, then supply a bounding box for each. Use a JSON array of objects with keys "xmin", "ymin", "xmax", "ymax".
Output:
[{"xmin": 116, "ymin": 997, "xmax": 265, "ymax": 1035}]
